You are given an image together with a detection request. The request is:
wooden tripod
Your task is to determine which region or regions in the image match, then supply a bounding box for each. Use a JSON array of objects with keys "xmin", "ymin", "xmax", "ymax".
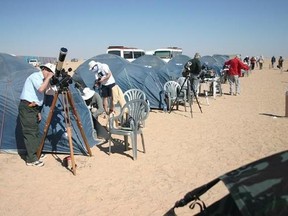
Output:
[{"xmin": 36, "ymin": 89, "xmax": 92, "ymax": 175}]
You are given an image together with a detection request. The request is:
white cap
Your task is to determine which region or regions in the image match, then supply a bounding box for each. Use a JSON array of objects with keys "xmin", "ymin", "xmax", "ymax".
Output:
[
  {"xmin": 89, "ymin": 60, "xmax": 98, "ymax": 71},
  {"xmin": 81, "ymin": 87, "xmax": 95, "ymax": 100},
  {"xmin": 40, "ymin": 63, "xmax": 56, "ymax": 73}
]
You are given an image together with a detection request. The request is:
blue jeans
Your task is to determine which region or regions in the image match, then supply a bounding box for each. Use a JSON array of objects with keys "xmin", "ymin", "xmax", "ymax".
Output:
[{"xmin": 190, "ymin": 74, "xmax": 200, "ymax": 97}]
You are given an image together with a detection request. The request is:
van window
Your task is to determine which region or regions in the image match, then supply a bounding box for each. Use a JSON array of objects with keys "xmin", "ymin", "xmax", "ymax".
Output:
[
  {"xmin": 153, "ymin": 47, "xmax": 182, "ymax": 62},
  {"xmin": 108, "ymin": 50, "xmax": 121, "ymax": 56},
  {"xmin": 154, "ymin": 51, "xmax": 172, "ymax": 59},
  {"xmin": 107, "ymin": 46, "xmax": 145, "ymax": 62},
  {"xmin": 124, "ymin": 51, "xmax": 133, "ymax": 59},
  {"xmin": 134, "ymin": 51, "xmax": 145, "ymax": 58}
]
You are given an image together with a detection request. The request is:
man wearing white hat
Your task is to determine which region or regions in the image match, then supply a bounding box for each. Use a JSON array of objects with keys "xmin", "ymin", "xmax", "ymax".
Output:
[
  {"xmin": 81, "ymin": 87, "xmax": 104, "ymax": 119},
  {"xmin": 88, "ymin": 60, "xmax": 116, "ymax": 114},
  {"xmin": 18, "ymin": 63, "xmax": 55, "ymax": 167}
]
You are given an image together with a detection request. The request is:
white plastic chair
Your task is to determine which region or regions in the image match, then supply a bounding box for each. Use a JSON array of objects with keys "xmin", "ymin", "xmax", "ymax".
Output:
[
  {"xmin": 124, "ymin": 88, "xmax": 147, "ymax": 101},
  {"xmin": 124, "ymin": 88, "xmax": 149, "ymax": 127},
  {"xmin": 163, "ymin": 81, "xmax": 187, "ymax": 112},
  {"xmin": 108, "ymin": 99, "xmax": 149, "ymax": 160}
]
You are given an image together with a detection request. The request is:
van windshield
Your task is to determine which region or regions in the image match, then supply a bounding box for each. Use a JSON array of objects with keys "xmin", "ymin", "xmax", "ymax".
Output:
[
  {"xmin": 154, "ymin": 51, "xmax": 171, "ymax": 59},
  {"xmin": 108, "ymin": 50, "xmax": 121, "ymax": 56}
]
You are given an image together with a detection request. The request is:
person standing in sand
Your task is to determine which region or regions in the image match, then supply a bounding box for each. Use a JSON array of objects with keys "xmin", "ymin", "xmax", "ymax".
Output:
[
  {"xmin": 89, "ymin": 60, "xmax": 116, "ymax": 115},
  {"xmin": 18, "ymin": 63, "xmax": 55, "ymax": 167},
  {"xmin": 224, "ymin": 55, "xmax": 249, "ymax": 96},
  {"xmin": 271, "ymin": 56, "xmax": 276, "ymax": 68},
  {"xmin": 277, "ymin": 56, "xmax": 284, "ymax": 70},
  {"xmin": 185, "ymin": 52, "xmax": 202, "ymax": 97}
]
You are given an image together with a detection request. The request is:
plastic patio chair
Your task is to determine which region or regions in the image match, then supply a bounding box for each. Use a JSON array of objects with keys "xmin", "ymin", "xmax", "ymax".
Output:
[
  {"xmin": 163, "ymin": 80, "xmax": 187, "ymax": 112},
  {"xmin": 124, "ymin": 88, "xmax": 147, "ymax": 101},
  {"xmin": 124, "ymin": 88, "xmax": 149, "ymax": 127},
  {"xmin": 108, "ymin": 99, "xmax": 150, "ymax": 160}
]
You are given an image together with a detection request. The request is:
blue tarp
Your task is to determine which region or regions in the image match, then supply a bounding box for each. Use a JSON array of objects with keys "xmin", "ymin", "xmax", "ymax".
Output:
[
  {"xmin": 73, "ymin": 54, "xmax": 227, "ymax": 109},
  {"xmin": 0, "ymin": 53, "xmax": 98, "ymax": 154},
  {"xmin": 73, "ymin": 54, "xmax": 165, "ymax": 109}
]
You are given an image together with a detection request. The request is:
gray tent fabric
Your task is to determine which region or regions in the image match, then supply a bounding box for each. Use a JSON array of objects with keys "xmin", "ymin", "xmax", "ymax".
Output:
[
  {"xmin": 73, "ymin": 54, "xmax": 227, "ymax": 110},
  {"xmin": 0, "ymin": 53, "xmax": 98, "ymax": 154},
  {"xmin": 73, "ymin": 54, "xmax": 165, "ymax": 109},
  {"xmin": 200, "ymin": 55, "xmax": 229, "ymax": 76},
  {"xmin": 132, "ymin": 54, "xmax": 166, "ymax": 69},
  {"xmin": 165, "ymin": 150, "xmax": 288, "ymax": 216}
]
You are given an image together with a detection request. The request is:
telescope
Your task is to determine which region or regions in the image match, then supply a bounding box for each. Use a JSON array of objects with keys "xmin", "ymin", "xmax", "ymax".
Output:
[
  {"xmin": 50, "ymin": 47, "xmax": 72, "ymax": 89},
  {"xmin": 55, "ymin": 47, "xmax": 68, "ymax": 77}
]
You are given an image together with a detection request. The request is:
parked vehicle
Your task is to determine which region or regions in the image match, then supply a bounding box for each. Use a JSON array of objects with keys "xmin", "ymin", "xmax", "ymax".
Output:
[
  {"xmin": 107, "ymin": 46, "xmax": 145, "ymax": 62},
  {"xmin": 28, "ymin": 59, "xmax": 40, "ymax": 67},
  {"xmin": 153, "ymin": 47, "xmax": 183, "ymax": 62}
]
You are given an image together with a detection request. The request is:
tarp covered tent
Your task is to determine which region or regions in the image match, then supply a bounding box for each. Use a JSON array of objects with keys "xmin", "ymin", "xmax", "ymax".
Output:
[
  {"xmin": 165, "ymin": 54, "xmax": 191, "ymax": 81},
  {"xmin": 165, "ymin": 150, "xmax": 288, "ymax": 216},
  {"xmin": 200, "ymin": 55, "xmax": 229, "ymax": 76},
  {"xmin": 73, "ymin": 54, "xmax": 228, "ymax": 110},
  {"xmin": 0, "ymin": 53, "xmax": 98, "ymax": 154},
  {"xmin": 73, "ymin": 54, "xmax": 164, "ymax": 109}
]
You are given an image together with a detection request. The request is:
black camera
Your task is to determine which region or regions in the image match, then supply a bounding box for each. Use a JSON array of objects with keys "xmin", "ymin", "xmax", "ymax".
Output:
[{"xmin": 94, "ymin": 71, "xmax": 104, "ymax": 86}]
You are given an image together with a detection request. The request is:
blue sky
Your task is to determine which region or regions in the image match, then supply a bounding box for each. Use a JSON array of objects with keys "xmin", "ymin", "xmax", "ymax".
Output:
[{"xmin": 1, "ymin": 0, "xmax": 288, "ymax": 60}]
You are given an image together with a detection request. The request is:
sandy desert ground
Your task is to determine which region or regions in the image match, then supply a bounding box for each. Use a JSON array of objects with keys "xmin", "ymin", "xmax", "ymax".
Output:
[{"xmin": 0, "ymin": 59, "xmax": 288, "ymax": 216}]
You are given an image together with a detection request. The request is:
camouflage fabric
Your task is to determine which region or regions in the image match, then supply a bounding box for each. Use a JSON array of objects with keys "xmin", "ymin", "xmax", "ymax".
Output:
[
  {"xmin": 165, "ymin": 150, "xmax": 288, "ymax": 216},
  {"xmin": 220, "ymin": 150, "xmax": 288, "ymax": 216}
]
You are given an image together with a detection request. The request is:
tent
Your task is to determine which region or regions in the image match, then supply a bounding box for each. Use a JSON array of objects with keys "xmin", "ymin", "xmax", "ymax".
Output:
[
  {"xmin": 0, "ymin": 53, "xmax": 98, "ymax": 155},
  {"xmin": 165, "ymin": 150, "xmax": 288, "ymax": 216},
  {"xmin": 73, "ymin": 54, "xmax": 165, "ymax": 109}
]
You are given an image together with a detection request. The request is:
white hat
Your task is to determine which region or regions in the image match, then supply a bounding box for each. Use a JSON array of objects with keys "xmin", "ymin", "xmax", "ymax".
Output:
[
  {"xmin": 81, "ymin": 87, "xmax": 95, "ymax": 100},
  {"xmin": 89, "ymin": 60, "xmax": 98, "ymax": 71},
  {"xmin": 40, "ymin": 63, "xmax": 56, "ymax": 73}
]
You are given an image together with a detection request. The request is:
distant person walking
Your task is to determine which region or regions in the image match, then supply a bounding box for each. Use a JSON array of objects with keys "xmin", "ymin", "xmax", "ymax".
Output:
[
  {"xmin": 271, "ymin": 56, "xmax": 276, "ymax": 68},
  {"xmin": 258, "ymin": 55, "xmax": 264, "ymax": 70},
  {"xmin": 224, "ymin": 55, "xmax": 249, "ymax": 96},
  {"xmin": 250, "ymin": 56, "xmax": 256, "ymax": 70},
  {"xmin": 277, "ymin": 56, "xmax": 284, "ymax": 70}
]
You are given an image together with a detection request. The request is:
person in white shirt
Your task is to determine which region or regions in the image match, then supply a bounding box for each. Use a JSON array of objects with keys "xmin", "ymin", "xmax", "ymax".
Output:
[
  {"xmin": 19, "ymin": 63, "xmax": 55, "ymax": 167},
  {"xmin": 89, "ymin": 60, "xmax": 116, "ymax": 114}
]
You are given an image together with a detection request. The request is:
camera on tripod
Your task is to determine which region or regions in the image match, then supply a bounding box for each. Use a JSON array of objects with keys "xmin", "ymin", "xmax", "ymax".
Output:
[
  {"xmin": 50, "ymin": 47, "xmax": 73, "ymax": 89},
  {"xmin": 94, "ymin": 71, "xmax": 105, "ymax": 86},
  {"xmin": 198, "ymin": 64, "xmax": 216, "ymax": 81},
  {"xmin": 182, "ymin": 61, "xmax": 192, "ymax": 77}
]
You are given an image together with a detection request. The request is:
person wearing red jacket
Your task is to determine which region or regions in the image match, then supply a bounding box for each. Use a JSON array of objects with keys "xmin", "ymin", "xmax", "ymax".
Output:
[{"xmin": 224, "ymin": 55, "xmax": 249, "ymax": 96}]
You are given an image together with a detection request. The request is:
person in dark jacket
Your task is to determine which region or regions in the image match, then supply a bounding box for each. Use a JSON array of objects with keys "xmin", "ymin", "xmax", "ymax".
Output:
[
  {"xmin": 271, "ymin": 56, "xmax": 276, "ymax": 68},
  {"xmin": 185, "ymin": 53, "xmax": 202, "ymax": 97}
]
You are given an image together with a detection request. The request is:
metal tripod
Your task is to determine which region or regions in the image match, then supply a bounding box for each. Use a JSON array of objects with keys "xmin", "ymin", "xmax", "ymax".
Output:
[
  {"xmin": 169, "ymin": 75, "xmax": 202, "ymax": 118},
  {"xmin": 36, "ymin": 88, "xmax": 92, "ymax": 175}
]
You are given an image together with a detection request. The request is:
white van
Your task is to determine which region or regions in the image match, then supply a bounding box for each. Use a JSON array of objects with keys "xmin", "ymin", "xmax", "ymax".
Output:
[
  {"xmin": 28, "ymin": 59, "xmax": 40, "ymax": 67},
  {"xmin": 107, "ymin": 46, "xmax": 145, "ymax": 62},
  {"xmin": 153, "ymin": 47, "xmax": 183, "ymax": 62}
]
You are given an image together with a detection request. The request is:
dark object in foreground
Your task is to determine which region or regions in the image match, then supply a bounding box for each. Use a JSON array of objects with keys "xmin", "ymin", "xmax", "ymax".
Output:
[{"xmin": 164, "ymin": 150, "xmax": 288, "ymax": 216}]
